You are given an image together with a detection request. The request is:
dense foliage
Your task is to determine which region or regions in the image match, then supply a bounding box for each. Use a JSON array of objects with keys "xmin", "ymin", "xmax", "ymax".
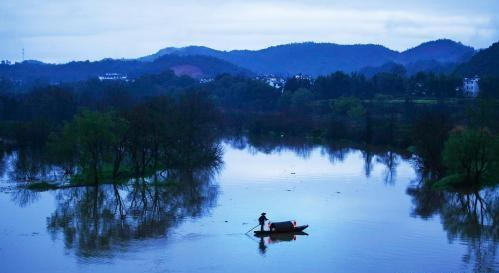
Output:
[
  {"xmin": 0, "ymin": 63, "xmax": 498, "ymax": 190},
  {"xmin": 438, "ymin": 128, "xmax": 499, "ymax": 189}
]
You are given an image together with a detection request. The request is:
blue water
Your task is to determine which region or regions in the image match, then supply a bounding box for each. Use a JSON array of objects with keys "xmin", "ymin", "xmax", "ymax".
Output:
[{"xmin": 0, "ymin": 142, "xmax": 497, "ymax": 273}]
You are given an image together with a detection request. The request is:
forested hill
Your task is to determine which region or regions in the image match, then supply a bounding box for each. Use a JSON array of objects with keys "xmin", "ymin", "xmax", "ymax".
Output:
[
  {"xmin": 0, "ymin": 54, "xmax": 250, "ymax": 84},
  {"xmin": 0, "ymin": 39, "xmax": 486, "ymax": 84},
  {"xmin": 455, "ymin": 41, "xmax": 499, "ymax": 77},
  {"xmin": 399, "ymin": 39, "xmax": 474, "ymax": 64},
  {"xmin": 141, "ymin": 43, "xmax": 398, "ymax": 76},
  {"xmin": 358, "ymin": 60, "xmax": 458, "ymax": 77},
  {"xmin": 141, "ymin": 39, "xmax": 475, "ymax": 76}
]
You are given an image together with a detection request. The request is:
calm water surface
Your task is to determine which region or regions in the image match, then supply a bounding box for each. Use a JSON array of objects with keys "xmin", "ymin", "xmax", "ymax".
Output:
[{"xmin": 0, "ymin": 141, "xmax": 497, "ymax": 273}]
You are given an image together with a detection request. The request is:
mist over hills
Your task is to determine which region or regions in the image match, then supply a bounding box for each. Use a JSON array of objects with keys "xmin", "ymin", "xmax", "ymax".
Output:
[{"xmin": 141, "ymin": 39, "xmax": 475, "ymax": 76}]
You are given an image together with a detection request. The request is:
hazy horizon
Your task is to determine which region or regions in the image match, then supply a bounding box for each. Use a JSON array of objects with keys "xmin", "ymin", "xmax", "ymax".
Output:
[
  {"xmin": 4, "ymin": 39, "xmax": 488, "ymax": 64},
  {"xmin": 1, "ymin": 0, "xmax": 498, "ymax": 63}
]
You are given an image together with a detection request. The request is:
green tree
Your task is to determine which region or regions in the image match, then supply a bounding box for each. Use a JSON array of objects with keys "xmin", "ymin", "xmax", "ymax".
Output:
[
  {"xmin": 50, "ymin": 110, "xmax": 128, "ymax": 184},
  {"xmin": 332, "ymin": 96, "xmax": 366, "ymax": 119},
  {"xmin": 439, "ymin": 128, "xmax": 499, "ymax": 189}
]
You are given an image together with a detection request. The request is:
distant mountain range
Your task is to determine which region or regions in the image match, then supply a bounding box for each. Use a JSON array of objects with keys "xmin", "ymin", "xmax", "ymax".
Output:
[
  {"xmin": 141, "ymin": 39, "xmax": 475, "ymax": 77},
  {"xmin": 2, "ymin": 39, "xmax": 497, "ymax": 85},
  {"xmin": 0, "ymin": 55, "xmax": 249, "ymax": 83}
]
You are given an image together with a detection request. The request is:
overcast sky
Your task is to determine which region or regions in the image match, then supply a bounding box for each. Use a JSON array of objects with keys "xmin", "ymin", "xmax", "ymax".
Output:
[{"xmin": 1, "ymin": 0, "xmax": 498, "ymax": 63}]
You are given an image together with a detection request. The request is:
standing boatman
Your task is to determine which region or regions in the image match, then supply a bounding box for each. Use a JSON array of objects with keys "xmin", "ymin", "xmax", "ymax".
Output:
[{"xmin": 258, "ymin": 213, "xmax": 268, "ymax": 232}]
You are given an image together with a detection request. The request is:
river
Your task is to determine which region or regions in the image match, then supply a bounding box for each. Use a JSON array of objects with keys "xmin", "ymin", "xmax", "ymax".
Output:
[{"xmin": 0, "ymin": 139, "xmax": 497, "ymax": 273}]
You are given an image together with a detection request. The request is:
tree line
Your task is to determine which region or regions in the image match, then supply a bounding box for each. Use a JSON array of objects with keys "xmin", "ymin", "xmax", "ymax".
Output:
[{"xmin": 0, "ymin": 68, "xmax": 498, "ymax": 189}]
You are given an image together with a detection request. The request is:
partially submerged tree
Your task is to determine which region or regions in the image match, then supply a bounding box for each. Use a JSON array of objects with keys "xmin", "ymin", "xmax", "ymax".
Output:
[
  {"xmin": 438, "ymin": 128, "xmax": 499, "ymax": 189},
  {"xmin": 49, "ymin": 110, "xmax": 128, "ymax": 184}
]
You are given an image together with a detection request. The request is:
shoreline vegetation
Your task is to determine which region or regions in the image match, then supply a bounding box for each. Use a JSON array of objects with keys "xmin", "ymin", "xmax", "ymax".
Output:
[
  {"xmin": 0, "ymin": 60, "xmax": 498, "ymax": 194},
  {"xmin": 1, "ymin": 63, "xmax": 498, "ymax": 271}
]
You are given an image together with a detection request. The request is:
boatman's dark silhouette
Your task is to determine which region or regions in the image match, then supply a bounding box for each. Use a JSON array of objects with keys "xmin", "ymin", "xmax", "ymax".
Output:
[{"xmin": 258, "ymin": 212, "xmax": 268, "ymax": 232}]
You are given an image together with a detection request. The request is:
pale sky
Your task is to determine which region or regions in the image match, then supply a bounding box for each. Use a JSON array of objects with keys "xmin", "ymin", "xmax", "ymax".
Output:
[{"xmin": 1, "ymin": 0, "xmax": 498, "ymax": 63}]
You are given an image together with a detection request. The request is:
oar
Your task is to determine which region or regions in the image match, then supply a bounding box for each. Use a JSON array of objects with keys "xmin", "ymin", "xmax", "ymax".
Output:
[
  {"xmin": 245, "ymin": 223, "xmax": 260, "ymax": 234},
  {"xmin": 245, "ymin": 233, "xmax": 259, "ymax": 243}
]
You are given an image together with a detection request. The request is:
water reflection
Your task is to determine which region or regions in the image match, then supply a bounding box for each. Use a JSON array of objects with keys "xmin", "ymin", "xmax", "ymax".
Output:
[
  {"xmin": 408, "ymin": 178, "xmax": 499, "ymax": 272},
  {"xmin": 3, "ymin": 136, "xmax": 499, "ymax": 271},
  {"xmin": 406, "ymin": 181, "xmax": 445, "ymax": 219},
  {"xmin": 3, "ymin": 128, "xmax": 223, "ymax": 258},
  {"xmin": 321, "ymin": 144, "xmax": 351, "ymax": 164},
  {"xmin": 225, "ymin": 135, "xmax": 408, "ymax": 169},
  {"xmin": 0, "ymin": 148, "xmax": 64, "ymax": 184},
  {"xmin": 376, "ymin": 150, "xmax": 399, "ymax": 185},
  {"xmin": 11, "ymin": 148, "xmax": 59, "ymax": 182},
  {"xmin": 443, "ymin": 191, "xmax": 499, "ymax": 272},
  {"xmin": 45, "ymin": 167, "xmax": 220, "ymax": 257},
  {"xmin": 258, "ymin": 237, "xmax": 267, "ymax": 254},
  {"xmin": 361, "ymin": 145, "xmax": 374, "ymax": 178},
  {"xmin": 226, "ymin": 136, "xmax": 408, "ymax": 188},
  {"xmin": 10, "ymin": 187, "xmax": 41, "ymax": 207},
  {"xmin": 227, "ymin": 135, "xmax": 316, "ymax": 158},
  {"xmin": 233, "ymin": 135, "xmax": 499, "ymax": 270},
  {"xmin": 253, "ymin": 232, "xmax": 308, "ymax": 255}
]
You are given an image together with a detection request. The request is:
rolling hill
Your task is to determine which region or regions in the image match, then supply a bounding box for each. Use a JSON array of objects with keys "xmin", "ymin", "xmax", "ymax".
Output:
[
  {"xmin": 454, "ymin": 41, "xmax": 499, "ymax": 77},
  {"xmin": 142, "ymin": 39, "xmax": 475, "ymax": 76},
  {"xmin": 0, "ymin": 54, "xmax": 250, "ymax": 84}
]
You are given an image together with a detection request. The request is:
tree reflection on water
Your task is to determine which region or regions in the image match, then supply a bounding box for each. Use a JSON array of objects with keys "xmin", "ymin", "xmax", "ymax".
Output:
[
  {"xmin": 235, "ymin": 136, "xmax": 499, "ymax": 270},
  {"xmin": 45, "ymin": 166, "xmax": 220, "ymax": 257},
  {"xmin": 408, "ymin": 175, "xmax": 499, "ymax": 272},
  {"xmin": 376, "ymin": 150, "xmax": 399, "ymax": 185},
  {"xmin": 4, "ymin": 136, "xmax": 499, "ymax": 268}
]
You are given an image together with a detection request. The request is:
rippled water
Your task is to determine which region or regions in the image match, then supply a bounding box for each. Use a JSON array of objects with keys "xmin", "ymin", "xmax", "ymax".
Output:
[{"xmin": 0, "ymin": 141, "xmax": 498, "ymax": 273}]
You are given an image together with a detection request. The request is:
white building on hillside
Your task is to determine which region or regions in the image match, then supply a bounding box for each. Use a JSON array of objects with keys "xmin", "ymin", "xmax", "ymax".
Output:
[
  {"xmin": 98, "ymin": 73, "xmax": 128, "ymax": 81},
  {"xmin": 463, "ymin": 76, "xmax": 479, "ymax": 97},
  {"xmin": 255, "ymin": 75, "xmax": 286, "ymax": 89},
  {"xmin": 199, "ymin": 78, "xmax": 214, "ymax": 84}
]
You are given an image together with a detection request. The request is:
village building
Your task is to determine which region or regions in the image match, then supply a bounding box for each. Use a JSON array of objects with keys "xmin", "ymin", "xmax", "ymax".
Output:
[
  {"xmin": 462, "ymin": 76, "xmax": 480, "ymax": 97},
  {"xmin": 255, "ymin": 75, "xmax": 286, "ymax": 89},
  {"xmin": 98, "ymin": 73, "xmax": 128, "ymax": 81}
]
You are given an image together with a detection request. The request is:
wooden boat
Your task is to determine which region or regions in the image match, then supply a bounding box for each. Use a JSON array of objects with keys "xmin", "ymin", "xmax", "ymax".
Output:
[{"xmin": 253, "ymin": 225, "xmax": 308, "ymax": 236}]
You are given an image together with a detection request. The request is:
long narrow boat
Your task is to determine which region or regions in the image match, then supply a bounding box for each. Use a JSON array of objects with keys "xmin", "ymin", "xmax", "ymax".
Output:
[{"xmin": 253, "ymin": 225, "xmax": 308, "ymax": 236}]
